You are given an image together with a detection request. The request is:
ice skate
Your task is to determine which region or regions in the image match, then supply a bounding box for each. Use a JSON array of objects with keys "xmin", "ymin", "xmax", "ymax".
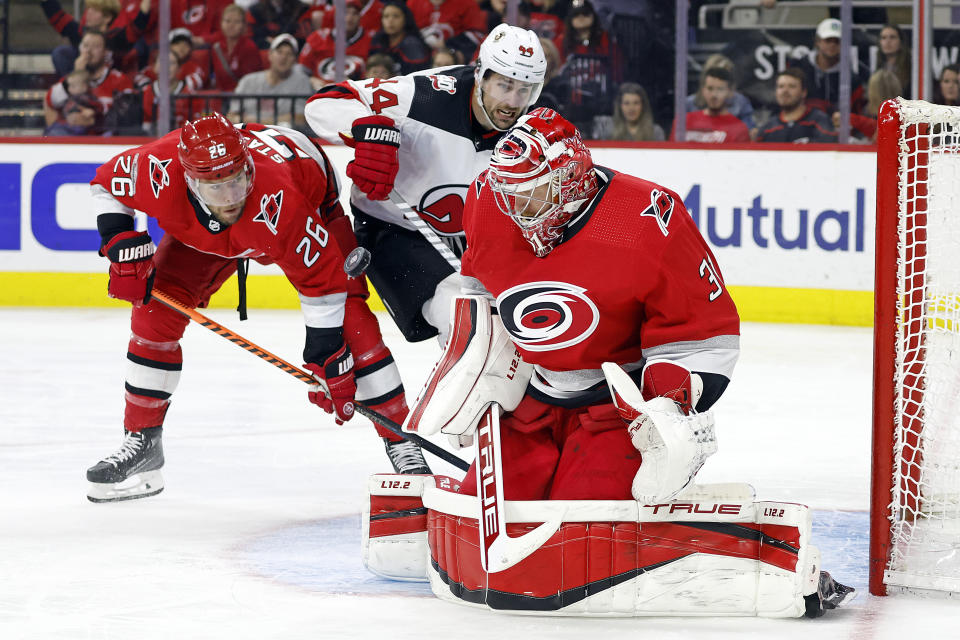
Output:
[
  {"xmin": 86, "ymin": 427, "xmax": 165, "ymax": 503},
  {"xmin": 383, "ymin": 438, "xmax": 431, "ymax": 474},
  {"xmin": 804, "ymin": 571, "xmax": 856, "ymax": 618}
]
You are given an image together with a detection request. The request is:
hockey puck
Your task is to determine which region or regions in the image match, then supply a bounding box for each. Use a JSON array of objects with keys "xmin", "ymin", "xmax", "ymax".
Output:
[{"xmin": 343, "ymin": 247, "xmax": 372, "ymax": 278}]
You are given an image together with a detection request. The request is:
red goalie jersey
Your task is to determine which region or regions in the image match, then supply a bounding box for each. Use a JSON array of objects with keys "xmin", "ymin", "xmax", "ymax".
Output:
[
  {"xmin": 461, "ymin": 166, "xmax": 741, "ymax": 406},
  {"xmin": 90, "ymin": 123, "xmax": 349, "ymax": 299}
]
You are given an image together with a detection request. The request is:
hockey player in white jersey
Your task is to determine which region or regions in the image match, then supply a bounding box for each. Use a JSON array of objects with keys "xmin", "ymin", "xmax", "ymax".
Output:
[{"xmin": 305, "ymin": 23, "xmax": 546, "ymax": 344}]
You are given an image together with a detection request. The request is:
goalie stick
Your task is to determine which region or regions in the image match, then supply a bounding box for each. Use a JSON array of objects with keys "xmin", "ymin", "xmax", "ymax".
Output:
[
  {"xmin": 149, "ymin": 289, "xmax": 470, "ymax": 472},
  {"xmin": 476, "ymin": 403, "xmax": 564, "ymax": 573}
]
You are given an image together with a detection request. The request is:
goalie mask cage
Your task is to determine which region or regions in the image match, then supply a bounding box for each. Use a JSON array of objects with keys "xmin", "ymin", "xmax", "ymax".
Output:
[{"xmin": 872, "ymin": 98, "xmax": 960, "ymax": 597}]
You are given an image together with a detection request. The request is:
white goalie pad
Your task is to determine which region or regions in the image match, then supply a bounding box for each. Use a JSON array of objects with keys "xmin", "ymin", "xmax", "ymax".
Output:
[
  {"xmin": 403, "ymin": 296, "xmax": 533, "ymax": 442},
  {"xmin": 362, "ymin": 474, "xmax": 825, "ymax": 618},
  {"xmin": 603, "ymin": 362, "xmax": 718, "ymax": 503}
]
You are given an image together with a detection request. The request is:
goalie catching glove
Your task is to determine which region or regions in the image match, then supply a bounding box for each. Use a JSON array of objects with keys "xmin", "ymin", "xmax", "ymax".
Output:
[
  {"xmin": 305, "ymin": 343, "xmax": 357, "ymax": 425},
  {"xmin": 340, "ymin": 115, "xmax": 400, "ymax": 201},
  {"xmin": 101, "ymin": 230, "xmax": 156, "ymax": 305},
  {"xmin": 603, "ymin": 360, "xmax": 717, "ymax": 503},
  {"xmin": 403, "ymin": 296, "xmax": 533, "ymax": 447}
]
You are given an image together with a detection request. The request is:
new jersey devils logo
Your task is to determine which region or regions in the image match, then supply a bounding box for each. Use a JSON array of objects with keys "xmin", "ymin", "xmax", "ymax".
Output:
[
  {"xmin": 254, "ymin": 190, "xmax": 283, "ymax": 235},
  {"xmin": 417, "ymin": 184, "xmax": 466, "ymax": 236},
  {"xmin": 497, "ymin": 282, "xmax": 599, "ymax": 352},
  {"xmin": 148, "ymin": 155, "xmax": 170, "ymax": 198}
]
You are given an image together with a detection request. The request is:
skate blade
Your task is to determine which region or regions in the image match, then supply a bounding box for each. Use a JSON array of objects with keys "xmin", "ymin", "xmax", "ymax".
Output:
[{"xmin": 87, "ymin": 470, "xmax": 164, "ymax": 503}]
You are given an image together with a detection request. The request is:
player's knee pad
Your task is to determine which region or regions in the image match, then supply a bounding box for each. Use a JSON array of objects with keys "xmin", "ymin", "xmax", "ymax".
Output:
[
  {"xmin": 125, "ymin": 334, "xmax": 182, "ymax": 407},
  {"xmin": 404, "ymin": 296, "xmax": 533, "ymax": 444}
]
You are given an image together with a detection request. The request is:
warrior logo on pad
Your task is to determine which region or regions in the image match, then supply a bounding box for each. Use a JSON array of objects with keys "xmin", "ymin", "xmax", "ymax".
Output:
[{"xmin": 497, "ymin": 282, "xmax": 599, "ymax": 351}]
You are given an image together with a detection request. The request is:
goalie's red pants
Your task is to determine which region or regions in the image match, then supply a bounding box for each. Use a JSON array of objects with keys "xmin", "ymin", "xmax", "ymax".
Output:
[
  {"xmin": 458, "ymin": 396, "xmax": 643, "ymax": 500},
  {"xmin": 123, "ymin": 234, "xmax": 407, "ymax": 439}
]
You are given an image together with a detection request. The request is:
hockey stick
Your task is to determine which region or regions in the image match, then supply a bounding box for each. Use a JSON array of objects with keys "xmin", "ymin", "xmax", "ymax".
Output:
[
  {"xmin": 149, "ymin": 289, "xmax": 471, "ymax": 472},
  {"xmin": 476, "ymin": 403, "xmax": 564, "ymax": 574},
  {"xmin": 387, "ymin": 190, "xmax": 461, "ymax": 270}
]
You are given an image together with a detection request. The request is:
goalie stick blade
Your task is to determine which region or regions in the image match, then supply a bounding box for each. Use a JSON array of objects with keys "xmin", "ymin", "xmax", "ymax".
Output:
[
  {"xmin": 484, "ymin": 511, "xmax": 565, "ymax": 574},
  {"xmin": 87, "ymin": 470, "xmax": 164, "ymax": 503},
  {"xmin": 476, "ymin": 403, "xmax": 565, "ymax": 573}
]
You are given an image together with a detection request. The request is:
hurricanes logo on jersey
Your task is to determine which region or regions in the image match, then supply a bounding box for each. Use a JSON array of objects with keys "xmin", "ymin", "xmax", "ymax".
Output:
[
  {"xmin": 497, "ymin": 282, "xmax": 599, "ymax": 352},
  {"xmin": 640, "ymin": 189, "xmax": 674, "ymax": 236},
  {"xmin": 254, "ymin": 190, "xmax": 283, "ymax": 235},
  {"xmin": 417, "ymin": 184, "xmax": 467, "ymax": 236},
  {"xmin": 148, "ymin": 155, "xmax": 171, "ymax": 198}
]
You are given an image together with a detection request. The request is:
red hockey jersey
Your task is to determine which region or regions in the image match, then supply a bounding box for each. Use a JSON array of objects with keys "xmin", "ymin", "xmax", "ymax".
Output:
[
  {"xmin": 89, "ymin": 123, "xmax": 349, "ymax": 303},
  {"xmin": 461, "ymin": 167, "xmax": 740, "ymax": 405}
]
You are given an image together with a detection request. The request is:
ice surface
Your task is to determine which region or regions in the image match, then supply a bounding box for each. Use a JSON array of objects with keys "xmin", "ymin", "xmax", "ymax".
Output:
[{"xmin": 0, "ymin": 308, "xmax": 956, "ymax": 639}]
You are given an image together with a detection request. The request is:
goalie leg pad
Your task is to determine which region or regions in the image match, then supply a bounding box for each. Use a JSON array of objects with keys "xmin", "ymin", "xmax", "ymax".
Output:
[
  {"xmin": 421, "ymin": 485, "xmax": 821, "ymax": 617},
  {"xmin": 404, "ymin": 296, "xmax": 533, "ymax": 441}
]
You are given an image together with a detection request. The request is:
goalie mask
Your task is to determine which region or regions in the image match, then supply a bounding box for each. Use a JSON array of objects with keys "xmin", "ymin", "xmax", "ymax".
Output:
[
  {"xmin": 486, "ymin": 108, "xmax": 599, "ymax": 257},
  {"xmin": 178, "ymin": 112, "xmax": 255, "ymax": 223}
]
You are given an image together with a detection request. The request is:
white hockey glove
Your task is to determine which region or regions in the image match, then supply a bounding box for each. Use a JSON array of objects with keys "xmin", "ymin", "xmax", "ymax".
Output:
[
  {"xmin": 602, "ymin": 361, "xmax": 718, "ymax": 503},
  {"xmin": 403, "ymin": 296, "xmax": 533, "ymax": 448}
]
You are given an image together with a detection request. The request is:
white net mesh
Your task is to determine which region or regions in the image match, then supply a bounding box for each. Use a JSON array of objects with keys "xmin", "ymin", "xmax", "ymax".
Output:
[{"xmin": 887, "ymin": 99, "xmax": 960, "ymax": 592}]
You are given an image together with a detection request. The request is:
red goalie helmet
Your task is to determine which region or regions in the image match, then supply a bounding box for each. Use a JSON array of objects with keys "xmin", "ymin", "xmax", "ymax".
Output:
[
  {"xmin": 486, "ymin": 107, "xmax": 598, "ymax": 257},
  {"xmin": 178, "ymin": 112, "xmax": 255, "ymax": 210}
]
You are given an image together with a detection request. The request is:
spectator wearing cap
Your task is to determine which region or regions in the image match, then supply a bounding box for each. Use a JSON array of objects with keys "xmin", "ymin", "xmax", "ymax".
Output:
[
  {"xmin": 788, "ymin": 17, "xmax": 868, "ymax": 116},
  {"xmin": 247, "ymin": 0, "xmax": 310, "ymax": 49},
  {"xmin": 369, "ymin": 1, "xmax": 430, "ymax": 75},
  {"xmin": 300, "ymin": 0, "xmax": 374, "ymax": 90},
  {"xmin": 165, "ymin": 27, "xmax": 207, "ymax": 91},
  {"xmin": 41, "ymin": 0, "xmax": 152, "ymax": 77},
  {"xmin": 44, "ymin": 30, "xmax": 133, "ymax": 131},
  {"xmin": 228, "ymin": 33, "xmax": 313, "ymax": 127},
  {"xmin": 200, "ymin": 3, "xmax": 263, "ymax": 92},
  {"xmin": 757, "ymin": 68, "xmax": 836, "ymax": 143}
]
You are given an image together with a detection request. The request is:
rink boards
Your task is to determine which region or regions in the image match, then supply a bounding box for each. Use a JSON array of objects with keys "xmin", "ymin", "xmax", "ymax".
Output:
[{"xmin": 0, "ymin": 139, "xmax": 876, "ymax": 326}]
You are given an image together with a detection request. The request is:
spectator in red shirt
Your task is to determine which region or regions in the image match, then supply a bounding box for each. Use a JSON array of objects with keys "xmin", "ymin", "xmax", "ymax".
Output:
[
  {"xmin": 369, "ymin": 0, "xmax": 430, "ymax": 75},
  {"xmin": 528, "ymin": 0, "xmax": 565, "ymax": 41},
  {"xmin": 201, "ymin": 3, "xmax": 263, "ymax": 91},
  {"xmin": 300, "ymin": 0, "xmax": 374, "ymax": 90},
  {"xmin": 42, "ymin": 0, "xmax": 152, "ymax": 77},
  {"xmin": 673, "ymin": 67, "xmax": 750, "ymax": 143},
  {"xmin": 555, "ymin": 0, "xmax": 621, "ymax": 130},
  {"xmin": 44, "ymin": 30, "xmax": 134, "ymax": 130},
  {"xmin": 168, "ymin": 27, "xmax": 208, "ymax": 90},
  {"xmin": 480, "ymin": 0, "xmax": 533, "ymax": 33},
  {"xmin": 309, "ymin": 0, "xmax": 383, "ymax": 36},
  {"xmin": 833, "ymin": 68, "xmax": 901, "ymax": 142},
  {"xmin": 136, "ymin": 51, "xmax": 196, "ymax": 132},
  {"xmin": 407, "ymin": 0, "xmax": 486, "ymax": 59},
  {"xmin": 171, "ymin": 0, "xmax": 233, "ymax": 44}
]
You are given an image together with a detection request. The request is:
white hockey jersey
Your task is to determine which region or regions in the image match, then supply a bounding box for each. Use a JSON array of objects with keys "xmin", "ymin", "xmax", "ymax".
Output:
[{"xmin": 304, "ymin": 65, "xmax": 505, "ymax": 250}]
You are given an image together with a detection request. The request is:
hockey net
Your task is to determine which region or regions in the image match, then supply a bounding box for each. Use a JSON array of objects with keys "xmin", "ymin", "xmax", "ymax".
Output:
[{"xmin": 871, "ymin": 98, "xmax": 960, "ymax": 596}]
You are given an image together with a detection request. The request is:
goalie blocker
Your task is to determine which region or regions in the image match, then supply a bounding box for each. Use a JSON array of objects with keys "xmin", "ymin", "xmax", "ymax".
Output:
[{"xmin": 362, "ymin": 474, "xmax": 854, "ymax": 617}]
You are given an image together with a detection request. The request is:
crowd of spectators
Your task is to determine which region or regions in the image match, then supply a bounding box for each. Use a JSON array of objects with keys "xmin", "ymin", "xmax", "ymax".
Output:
[{"xmin": 35, "ymin": 0, "xmax": 951, "ymax": 143}]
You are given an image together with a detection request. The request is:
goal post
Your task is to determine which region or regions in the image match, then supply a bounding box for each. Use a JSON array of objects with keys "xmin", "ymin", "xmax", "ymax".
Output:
[{"xmin": 871, "ymin": 97, "xmax": 960, "ymax": 597}]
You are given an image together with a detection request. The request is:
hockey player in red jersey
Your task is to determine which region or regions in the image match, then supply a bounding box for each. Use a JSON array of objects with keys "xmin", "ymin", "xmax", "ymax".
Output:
[
  {"xmin": 86, "ymin": 113, "xmax": 429, "ymax": 503},
  {"xmin": 400, "ymin": 109, "xmax": 855, "ymax": 616},
  {"xmin": 406, "ymin": 106, "xmax": 741, "ymax": 502},
  {"xmin": 304, "ymin": 23, "xmax": 547, "ymax": 347}
]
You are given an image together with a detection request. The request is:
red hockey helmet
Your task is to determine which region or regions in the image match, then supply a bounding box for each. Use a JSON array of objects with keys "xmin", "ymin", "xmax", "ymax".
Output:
[
  {"xmin": 486, "ymin": 108, "xmax": 598, "ymax": 257},
  {"xmin": 178, "ymin": 112, "xmax": 255, "ymax": 210}
]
